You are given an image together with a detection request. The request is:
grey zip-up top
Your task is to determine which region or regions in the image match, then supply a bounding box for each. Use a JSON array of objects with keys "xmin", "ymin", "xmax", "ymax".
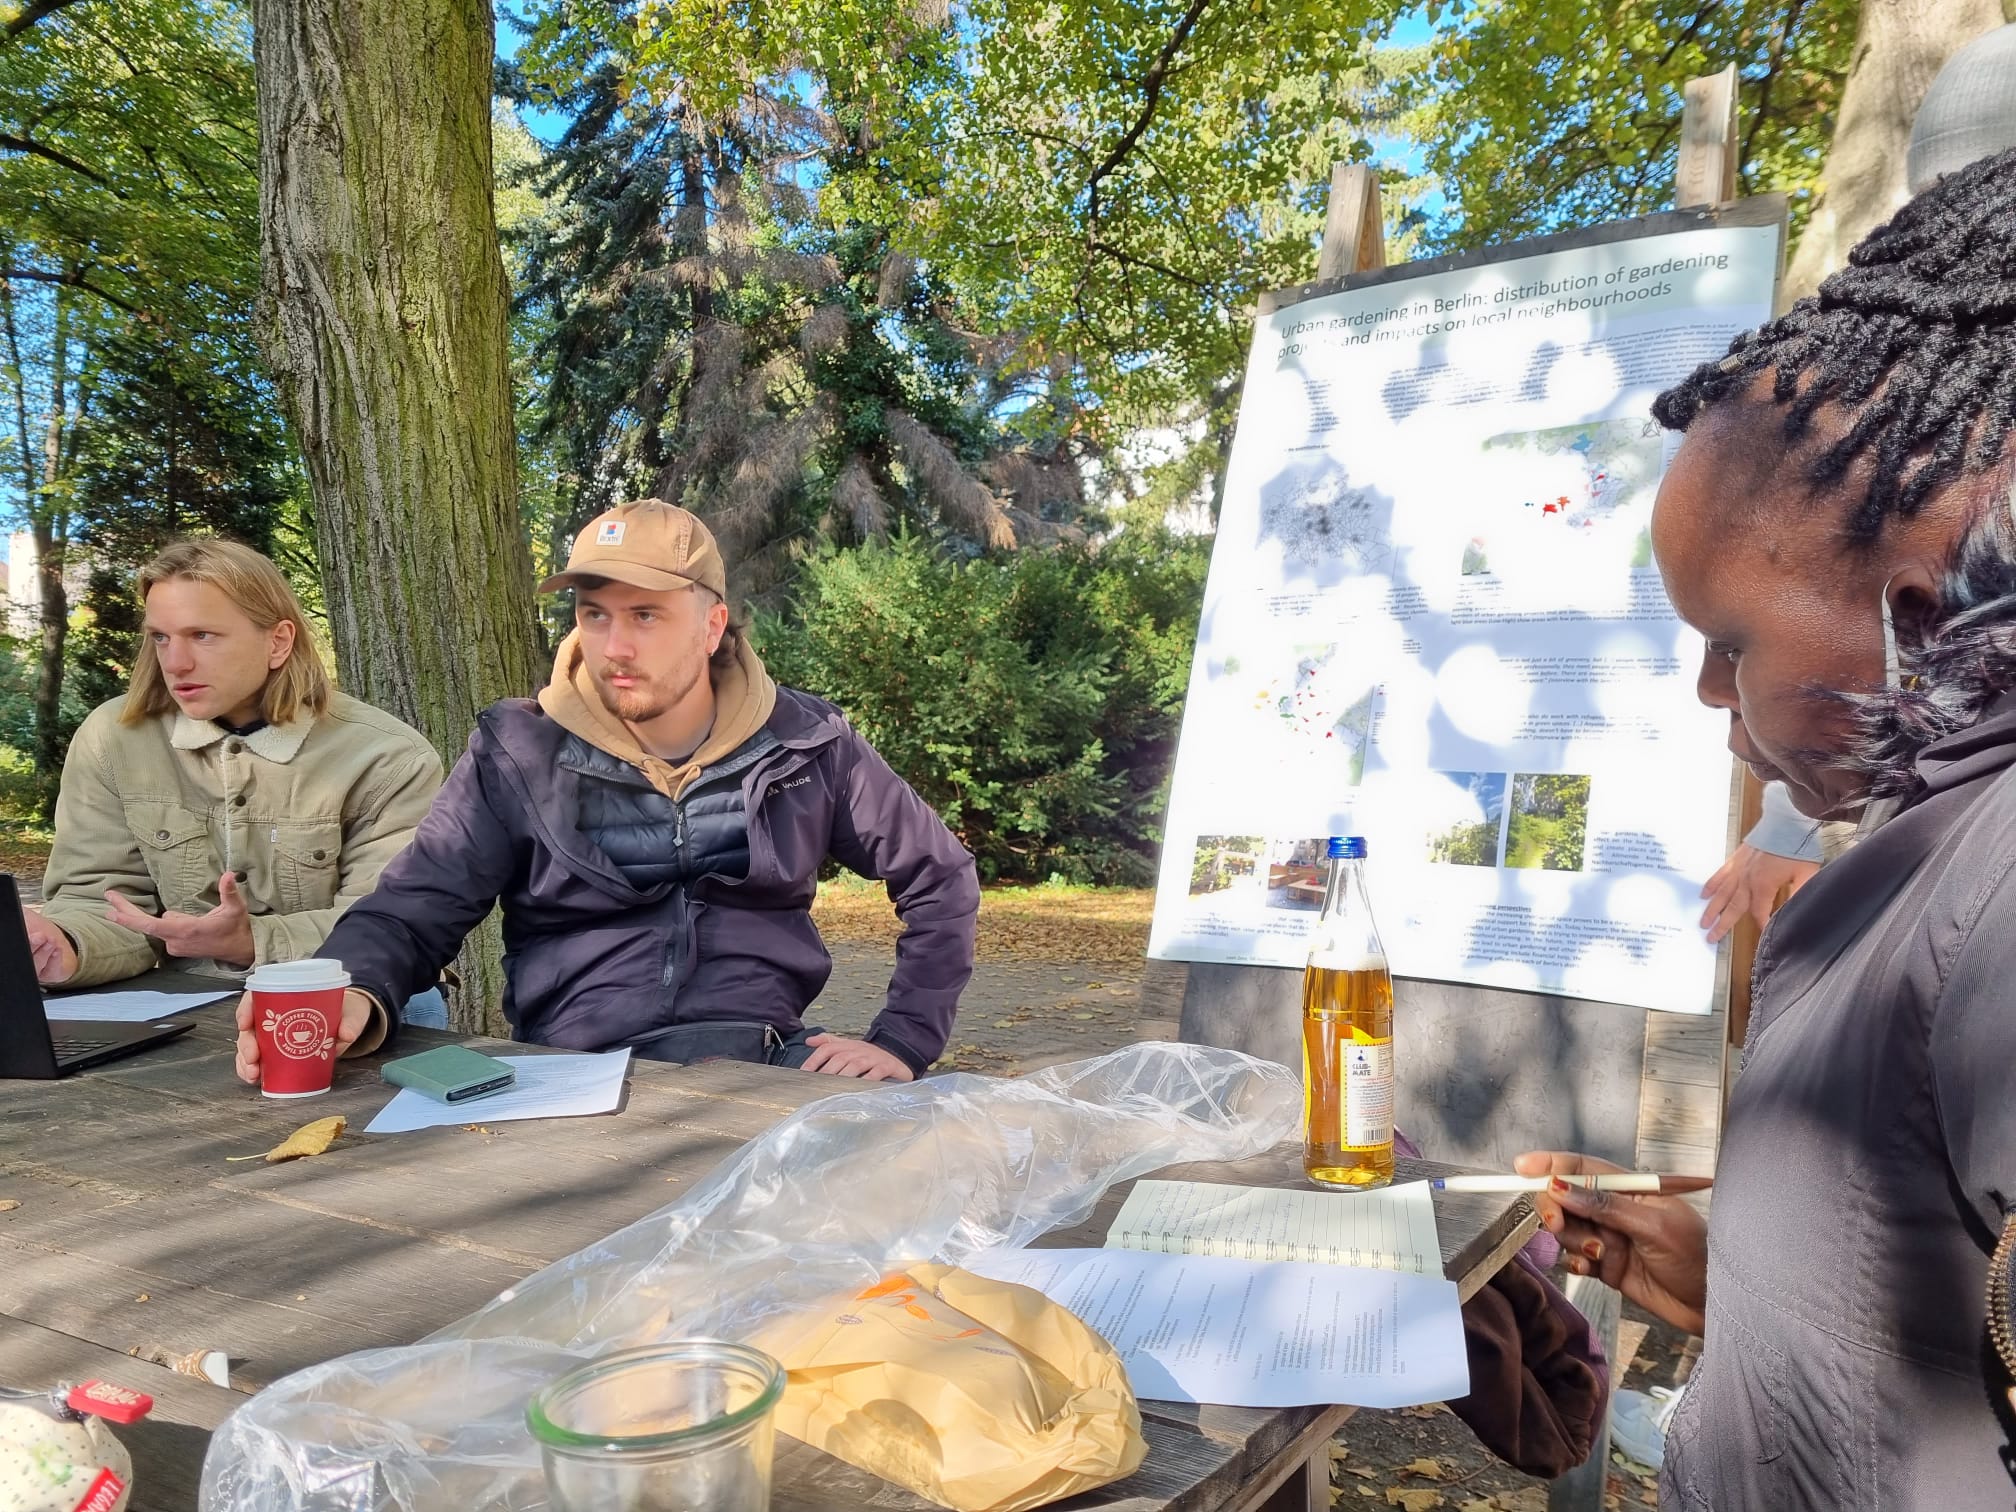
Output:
[{"xmin": 1663, "ymin": 696, "xmax": 2016, "ymax": 1509}]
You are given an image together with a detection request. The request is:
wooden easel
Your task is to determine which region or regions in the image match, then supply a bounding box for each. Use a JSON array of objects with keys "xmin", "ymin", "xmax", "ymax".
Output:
[
  {"xmin": 1677, "ymin": 66, "xmax": 1772, "ymax": 1057},
  {"xmin": 1175, "ymin": 69, "xmax": 1759, "ymax": 1180}
]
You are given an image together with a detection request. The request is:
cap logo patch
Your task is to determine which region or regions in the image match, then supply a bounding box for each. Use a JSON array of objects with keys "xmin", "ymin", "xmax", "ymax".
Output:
[{"xmin": 596, "ymin": 521, "xmax": 626, "ymax": 545}]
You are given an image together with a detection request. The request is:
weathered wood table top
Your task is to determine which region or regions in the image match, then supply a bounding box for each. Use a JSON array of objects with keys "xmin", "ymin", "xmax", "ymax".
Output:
[{"xmin": 2, "ymin": 971, "xmax": 1537, "ymax": 1512}]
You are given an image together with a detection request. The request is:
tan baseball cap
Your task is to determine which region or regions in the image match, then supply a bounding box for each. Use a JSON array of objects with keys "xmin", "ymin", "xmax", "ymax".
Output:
[{"xmin": 536, "ymin": 498, "xmax": 728, "ymax": 600}]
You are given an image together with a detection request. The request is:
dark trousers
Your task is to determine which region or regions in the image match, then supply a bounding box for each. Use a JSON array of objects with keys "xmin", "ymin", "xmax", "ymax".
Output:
[{"xmin": 625, "ymin": 1021, "xmax": 825, "ymax": 1069}]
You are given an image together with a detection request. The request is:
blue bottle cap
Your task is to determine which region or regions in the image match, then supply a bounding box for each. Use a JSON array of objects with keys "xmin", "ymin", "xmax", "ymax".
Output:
[{"xmin": 1328, "ymin": 836, "xmax": 1367, "ymax": 859}]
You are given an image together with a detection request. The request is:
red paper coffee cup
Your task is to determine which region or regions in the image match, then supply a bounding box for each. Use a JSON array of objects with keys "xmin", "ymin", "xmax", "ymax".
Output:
[{"xmin": 248, "ymin": 958, "xmax": 351, "ymax": 1098}]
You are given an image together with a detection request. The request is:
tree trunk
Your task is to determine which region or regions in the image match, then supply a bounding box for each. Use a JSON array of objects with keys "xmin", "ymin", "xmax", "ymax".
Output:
[
  {"xmin": 1783, "ymin": 0, "xmax": 2004, "ymax": 300},
  {"xmin": 31, "ymin": 514, "xmax": 66, "ymax": 777},
  {"xmin": 30, "ymin": 283, "xmax": 71, "ymax": 789},
  {"xmin": 251, "ymin": 0, "xmax": 541, "ymax": 1031}
]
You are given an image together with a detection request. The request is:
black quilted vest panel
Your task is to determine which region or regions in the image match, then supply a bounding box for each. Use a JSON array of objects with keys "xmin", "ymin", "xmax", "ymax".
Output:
[{"xmin": 559, "ymin": 728, "xmax": 779, "ymax": 889}]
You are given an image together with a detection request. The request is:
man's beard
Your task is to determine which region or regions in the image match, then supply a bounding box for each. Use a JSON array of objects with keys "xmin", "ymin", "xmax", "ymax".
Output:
[{"xmin": 592, "ymin": 657, "xmax": 702, "ymax": 725}]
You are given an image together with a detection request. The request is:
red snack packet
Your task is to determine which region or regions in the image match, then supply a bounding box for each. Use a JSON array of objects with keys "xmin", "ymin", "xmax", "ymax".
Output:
[{"xmin": 64, "ymin": 1380, "xmax": 152, "ymax": 1425}]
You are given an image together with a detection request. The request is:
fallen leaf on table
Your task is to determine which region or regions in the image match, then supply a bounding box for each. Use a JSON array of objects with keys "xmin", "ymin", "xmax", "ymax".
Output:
[
  {"xmin": 1401, "ymin": 1459, "xmax": 1446, "ymax": 1480},
  {"xmin": 1384, "ymin": 1490, "xmax": 1444, "ymax": 1511},
  {"xmin": 134, "ymin": 1293, "xmax": 149, "ymax": 1303},
  {"xmin": 246, "ymin": 1115, "xmax": 347, "ymax": 1164},
  {"xmin": 1327, "ymin": 1444, "xmax": 1350, "ymax": 1469},
  {"xmin": 1492, "ymin": 1490, "xmax": 1549, "ymax": 1512},
  {"xmin": 1347, "ymin": 1467, "xmax": 1377, "ymax": 1480},
  {"xmin": 0, "ymin": 1199, "xmax": 19, "ymax": 1212},
  {"xmin": 1459, "ymin": 1500, "xmax": 1500, "ymax": 1512},
  {"xmin": 1401, "ymin": 1403, "xmax": 1447, "ymax": 1418}
]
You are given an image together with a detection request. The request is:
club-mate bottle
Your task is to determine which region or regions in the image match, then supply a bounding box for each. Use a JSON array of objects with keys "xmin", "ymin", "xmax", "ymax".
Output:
[{"xmin": 1301, "ymin": 836, "xmax": 1395, "ymax": 1188}]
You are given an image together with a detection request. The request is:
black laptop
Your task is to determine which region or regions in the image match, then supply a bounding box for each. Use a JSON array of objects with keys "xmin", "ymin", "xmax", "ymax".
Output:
[{"xmin": 0, "ymin": 874, "xmax": 202, "ymax": 1077}]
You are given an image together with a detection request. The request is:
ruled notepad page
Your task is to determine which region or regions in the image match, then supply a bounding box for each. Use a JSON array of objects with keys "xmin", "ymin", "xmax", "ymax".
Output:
[{"xmin": 1105, "ymin": 1179, "xmax": 1442, "ymax": 1274}]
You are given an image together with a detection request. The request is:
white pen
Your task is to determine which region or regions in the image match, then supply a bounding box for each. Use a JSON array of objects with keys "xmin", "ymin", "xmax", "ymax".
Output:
[{"xmin": 1431, "ymin": 1173, "xmax": 1714, "ymax": 1195}]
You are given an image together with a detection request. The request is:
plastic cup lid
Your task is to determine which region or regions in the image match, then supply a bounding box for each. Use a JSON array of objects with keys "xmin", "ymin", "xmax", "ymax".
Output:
[{"xmin": 246, "ymin": 958, "xmax": 351, "ymax": 993}]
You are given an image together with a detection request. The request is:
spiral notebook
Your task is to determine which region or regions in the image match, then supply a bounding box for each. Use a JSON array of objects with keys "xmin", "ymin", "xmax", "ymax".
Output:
[{"xmin": 1104, "ymin": 1178, "xmax": 1441, "ymax": 1274}]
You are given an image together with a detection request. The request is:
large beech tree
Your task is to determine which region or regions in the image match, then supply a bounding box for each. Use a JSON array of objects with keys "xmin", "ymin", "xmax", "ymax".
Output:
[{"xmin": 252, "ymin": 0, "xmax": 542, "ymax": 1024}]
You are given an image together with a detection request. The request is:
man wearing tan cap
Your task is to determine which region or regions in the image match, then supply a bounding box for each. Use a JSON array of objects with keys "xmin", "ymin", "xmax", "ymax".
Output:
[{"xmin": 242, "ymin": 498, "xmax": 980, "ymax": 1082}]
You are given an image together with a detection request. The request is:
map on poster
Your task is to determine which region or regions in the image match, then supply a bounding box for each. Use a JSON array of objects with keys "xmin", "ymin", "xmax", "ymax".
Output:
[{"xmin": 1146, "ymin": 216, "xmax": 1783, "ymax": 1013}]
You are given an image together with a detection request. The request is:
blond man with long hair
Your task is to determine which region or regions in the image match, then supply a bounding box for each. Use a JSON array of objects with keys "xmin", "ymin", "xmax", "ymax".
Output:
[{"xmin": 24, "ymin": 540, "xmax": 442, "ymax": 1007}]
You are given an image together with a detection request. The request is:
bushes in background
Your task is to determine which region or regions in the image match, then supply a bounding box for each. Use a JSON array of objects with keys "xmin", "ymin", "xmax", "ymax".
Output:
[{"xmin": 754, "ymin": 529, "xmax": 1208, "ymax": 884}]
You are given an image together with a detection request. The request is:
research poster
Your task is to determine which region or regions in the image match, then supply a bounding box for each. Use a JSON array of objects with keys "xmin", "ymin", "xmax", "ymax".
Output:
[{"xmin": 1146, "ymin": 217, "xmax": 1783, "ymax": 1014}]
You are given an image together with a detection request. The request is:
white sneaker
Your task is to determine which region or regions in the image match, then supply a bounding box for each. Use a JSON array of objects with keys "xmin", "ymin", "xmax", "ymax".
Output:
[{"xmin": 1609, "ymin": 1384, "xmax": 1684, "ymax": 1471}]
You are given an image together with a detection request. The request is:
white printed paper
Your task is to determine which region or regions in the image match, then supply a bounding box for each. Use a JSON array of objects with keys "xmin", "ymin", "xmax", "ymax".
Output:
[
  {"xmin": 968, "ymin": 1247, "xmax": 1469, "ymax": 1408},
  {"xmin": 45, "ymin": 989, "xmax": 237, "ymax": 1022},
  {"xmin": 363, "ymin": 1050, "xmax": 632, "ymax": 1134},
  {"xmin": 1148, "ymin": 221, "xmax": 1783, "ymax": 1012}
]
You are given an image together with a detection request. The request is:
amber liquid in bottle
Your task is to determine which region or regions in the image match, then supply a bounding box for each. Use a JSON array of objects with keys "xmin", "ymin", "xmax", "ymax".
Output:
[
  {"xmin": 1302, "ymin": 962, "xmax": 1395, "ymax": 1187},
  {"xmin": 1300, "ymin": 838, "xmax": 1395, "ymax": 1189}
]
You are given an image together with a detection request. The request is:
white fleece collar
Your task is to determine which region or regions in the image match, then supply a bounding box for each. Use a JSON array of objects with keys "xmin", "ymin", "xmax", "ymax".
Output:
[{"xmin": 169, "ymin": 712, "xmax": 314, "ymax": 764}]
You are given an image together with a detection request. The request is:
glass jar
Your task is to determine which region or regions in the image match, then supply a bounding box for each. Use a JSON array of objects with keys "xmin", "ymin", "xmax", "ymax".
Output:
[{"xmin": 527, "ymin": 1340, "xmax": 786, "ymax": 1512}]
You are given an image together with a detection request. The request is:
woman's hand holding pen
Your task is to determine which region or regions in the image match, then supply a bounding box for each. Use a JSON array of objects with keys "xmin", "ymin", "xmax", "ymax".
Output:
[{"xmin": 1514, "ymin": 1150, "xmax": 1709, "ymax": 1337}]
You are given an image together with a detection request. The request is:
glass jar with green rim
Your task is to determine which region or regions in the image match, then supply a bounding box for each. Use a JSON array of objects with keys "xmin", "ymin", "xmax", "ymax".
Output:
[{"xmin": 526, "ymin": 1340, "xmax": 786, "ymax": 1512}]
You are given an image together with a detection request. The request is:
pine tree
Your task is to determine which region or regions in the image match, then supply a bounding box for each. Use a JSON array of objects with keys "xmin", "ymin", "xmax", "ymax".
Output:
[{"xmin": 509, "ymin": 65, "xmax": 1090, "ymax": 605}]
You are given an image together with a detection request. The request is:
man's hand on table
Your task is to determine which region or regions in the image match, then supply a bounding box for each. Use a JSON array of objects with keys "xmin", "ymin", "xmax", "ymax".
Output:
[
  {"xmin": 236, "ymin": 987, "xmax": 376, "ymax": 1085},
  {"xmin": 1514, "ymin": 1150, "xmax": 1707, "ymax": 1337},
  {"xmin": 22, "ymin": 906, "xmax": 77, "ymax": 985},
  {"xmin": 800, "ymin": 1033, "xmax": 914, "ymax": 1081},
  {"xmin": 107, "ymin": 872, "xmax": 256, "ymax": 968}
]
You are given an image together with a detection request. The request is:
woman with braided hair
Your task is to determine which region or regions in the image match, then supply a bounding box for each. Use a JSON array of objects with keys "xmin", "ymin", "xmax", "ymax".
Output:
[{"xmin": 1517, "ymin": 146, "xmax": 2016, "ymax": 1509}]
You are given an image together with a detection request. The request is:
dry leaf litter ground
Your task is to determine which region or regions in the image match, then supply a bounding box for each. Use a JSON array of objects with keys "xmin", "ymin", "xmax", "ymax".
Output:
[{"xmin": 8, "ymin": 855, "xmax": 1698, "ymax": 1503}]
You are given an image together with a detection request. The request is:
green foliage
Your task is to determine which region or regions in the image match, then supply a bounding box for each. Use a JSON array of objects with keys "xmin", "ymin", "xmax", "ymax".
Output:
[
  {"xmin": 517, "ymin": 4, "xmax": 1430, "ymax": 444},
  {"xmin": 67, "ymin": 329, "xmax": 292, "ymax": 710},
  {"xmin": 1, "ymin": 0, "xmax": 277, "ymax": 778},
  {"xmin": 1507, "ymin": 773, "xmax": 1591, "ymax": 870},
  {"xmin": 0, "ymin": 0, "xmax": 261, "ymax": 338},
  {"xmin": 754, "ymin": 528, "xmax": 1208, "ymax": 882},
  {"xmin": 0, "ymin": 633, "xmax": 84, "ymax": 812},
  {"xmin": 1427, "ymin": 818, "xmax": 1496, "ymax": 865},
  {"xmin": 1401, "ymin": 0, "xmax": 1858, "ymax": 252},
  {"xmin": 70, "ymin": 334, "xmax": 289, "ymax": 560}
]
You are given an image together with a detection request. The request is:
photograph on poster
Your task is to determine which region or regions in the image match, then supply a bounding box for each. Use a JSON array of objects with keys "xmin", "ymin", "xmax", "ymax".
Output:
[
  {"xmin": 1505, "ymin": 774, "xmax": 1593, "ymax": 871},
  {"xmin": 1265, "ymin": 838, "xmax": 1332, "ymax": 910},
  {"xmin": 1423, "ymin": 772, "xmax": 1507, "ymax": 867},
  {"xmin": 1189, "ymin": 836, "xmax": 1264, "ymax": 898}
]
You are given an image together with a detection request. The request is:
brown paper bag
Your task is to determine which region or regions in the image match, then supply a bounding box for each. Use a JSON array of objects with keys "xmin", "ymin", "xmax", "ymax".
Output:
[{"xmin": 755, "ymin": 1261, "xmax": 1147, "ymax": 1511}]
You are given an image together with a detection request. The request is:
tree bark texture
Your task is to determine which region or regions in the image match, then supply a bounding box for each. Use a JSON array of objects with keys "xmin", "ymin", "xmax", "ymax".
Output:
[
  {"xmin": 31, "ymin": 515, "xmax": 66, "ymax": 775},
  {"xmin": 252, "ymin": 0, "xmax": 541, "ymax": 1030},
  {"xmin": 1783, "ymin": 0, "xmax": 2004, "ymax": 301}
]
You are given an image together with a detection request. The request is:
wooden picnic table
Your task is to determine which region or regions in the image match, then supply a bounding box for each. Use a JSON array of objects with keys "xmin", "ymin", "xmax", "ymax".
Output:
[{"xmin": 2, "ymin": 969, "xmax": 1538, "ymax": 1512}]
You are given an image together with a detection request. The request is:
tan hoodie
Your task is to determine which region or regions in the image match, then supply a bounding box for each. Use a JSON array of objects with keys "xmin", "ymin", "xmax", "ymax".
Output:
[{"xmin": 537, "ymin": 629, "xmax": 778, "ymax": 797}]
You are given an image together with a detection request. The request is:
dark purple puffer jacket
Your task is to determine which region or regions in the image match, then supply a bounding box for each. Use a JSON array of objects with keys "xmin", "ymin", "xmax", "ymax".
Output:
[{"xmin": 322, "ymin": 689, "xmax": 980, "ymax": 1073}]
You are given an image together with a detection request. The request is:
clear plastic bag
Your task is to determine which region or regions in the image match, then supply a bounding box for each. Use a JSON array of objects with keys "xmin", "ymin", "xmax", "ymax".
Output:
[{"xmin": 200, "ymin": 1042, "xmax": 1299, "ymax": 1512}]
